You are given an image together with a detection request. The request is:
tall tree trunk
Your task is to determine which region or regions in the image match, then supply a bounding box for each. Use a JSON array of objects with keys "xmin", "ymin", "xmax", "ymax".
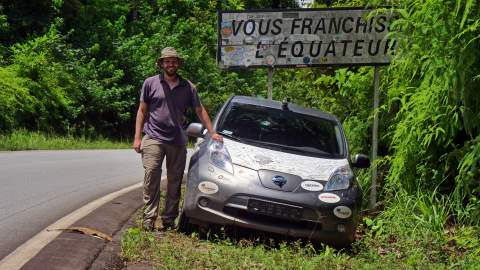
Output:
[{"xmin": 130, "ymin": 0, "xmax": 140, "ymax": 21}]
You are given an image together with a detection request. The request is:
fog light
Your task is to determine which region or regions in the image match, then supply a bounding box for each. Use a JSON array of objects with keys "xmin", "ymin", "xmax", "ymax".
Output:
[
  {"xmin": 198, "ymin": 197, "xmax": 210, "ymax": 207},
  {"xmin": 337, "ymin": 224, "xmax": 346, "ymax": 233}
]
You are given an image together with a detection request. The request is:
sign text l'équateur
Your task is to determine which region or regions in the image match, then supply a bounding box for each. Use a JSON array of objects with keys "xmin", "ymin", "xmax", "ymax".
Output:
[{"xmin": 218, "ymin": 9, "xmax": 398, "ymax": 68}]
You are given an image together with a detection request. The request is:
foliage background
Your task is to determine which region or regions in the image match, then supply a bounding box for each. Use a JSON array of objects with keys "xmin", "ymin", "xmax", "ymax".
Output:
[{"xmin": 1, "ymin": 0, "xmax": 479, "ymax": 252}]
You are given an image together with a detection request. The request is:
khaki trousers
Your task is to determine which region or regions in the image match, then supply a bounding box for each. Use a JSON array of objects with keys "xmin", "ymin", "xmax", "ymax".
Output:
[{"xmin": 141, "ymin": 135, "xmax": 186, "ymax": 226}]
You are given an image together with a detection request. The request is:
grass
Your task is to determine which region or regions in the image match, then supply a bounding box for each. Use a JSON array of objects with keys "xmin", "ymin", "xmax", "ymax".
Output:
[
  {"xmin": 0, "ymin": 130, "xmax": 131, "ymax": 150},
  {"xmin": 121, "ymin": 192, "xmax": 480, "ymax": 270},
  {"xmin": 121, "ymin": 222, "xmax": 480, "ymax": 270}
]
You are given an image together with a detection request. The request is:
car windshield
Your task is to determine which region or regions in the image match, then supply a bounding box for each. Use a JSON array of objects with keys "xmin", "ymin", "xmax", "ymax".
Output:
[{"xmin": 217, "ymin": 102, "xmax": 345, "ymax": 158}]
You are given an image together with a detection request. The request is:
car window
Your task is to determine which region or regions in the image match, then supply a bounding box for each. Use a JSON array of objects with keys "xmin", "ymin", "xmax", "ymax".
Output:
[{"xmin": 217, "ymin": 102, "xmax": 345, "ymax": 157}]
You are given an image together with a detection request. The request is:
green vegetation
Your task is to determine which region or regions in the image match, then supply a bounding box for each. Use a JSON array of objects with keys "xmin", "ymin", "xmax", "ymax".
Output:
[
  {"xmin": 1, "ymin": 0, "xmax": 479, "ymax": 268},
  {"xmin": 0, "ymin": 130, "xmax": 130, "ymax": 150},
  {"xmin": 121, "ymin": 208, "xmax": 480, "ymax": 269}
]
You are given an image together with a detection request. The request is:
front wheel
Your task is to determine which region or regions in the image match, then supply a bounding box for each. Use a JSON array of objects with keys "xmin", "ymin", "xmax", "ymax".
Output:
[
  {"xmin": 177, "ymin": 211, "xmax": 194, "ymax": 234},
  {"xmin": 331, "ymin": 230, "xmax": 355, "ymax": 249}
]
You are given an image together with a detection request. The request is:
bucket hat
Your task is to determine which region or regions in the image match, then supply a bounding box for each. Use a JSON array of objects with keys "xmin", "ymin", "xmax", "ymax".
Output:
[{"xmin": 159, "ymin": 47, "xmax": 182, "ymax": 60}]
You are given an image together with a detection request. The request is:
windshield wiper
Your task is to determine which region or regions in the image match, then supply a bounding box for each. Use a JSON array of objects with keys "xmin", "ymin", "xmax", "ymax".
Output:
[
  {"xmin": 218, "ymin": 131, "xmax": 244, "ymax": 142},
  {"xmin": 254, "ymin": 141, "xmax": 330, "ymax": 156}
]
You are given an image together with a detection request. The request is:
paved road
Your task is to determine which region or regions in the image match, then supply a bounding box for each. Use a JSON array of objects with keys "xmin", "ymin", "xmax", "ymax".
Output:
[{"xmin": 0, "ymin": 150, "xmax": 146, "ymax": 260}]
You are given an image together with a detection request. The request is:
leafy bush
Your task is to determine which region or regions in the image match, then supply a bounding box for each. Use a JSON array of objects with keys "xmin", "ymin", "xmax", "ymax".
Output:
[
  {"xmin": 380, "ymin": 0, "xmax": 480, "ymax": 224},
  {"xmin": 0, "ymin": 66, "xmax": 34, "ymax": 131}
]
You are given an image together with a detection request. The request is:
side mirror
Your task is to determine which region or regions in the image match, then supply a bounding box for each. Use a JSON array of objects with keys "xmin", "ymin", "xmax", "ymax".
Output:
[
  {"xmin": 351, "ymin": 154, "xmax": 370, "ymax": 168},
  {"xmin": 186, "ymin": 123, "xmax": 205, "ymax": 138}
]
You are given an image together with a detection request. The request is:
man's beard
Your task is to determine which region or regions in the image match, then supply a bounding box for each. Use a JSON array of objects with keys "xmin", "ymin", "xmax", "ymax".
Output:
[{"xmin": 164, "ymin": 68, "xmax": 177, "ymax": 77}]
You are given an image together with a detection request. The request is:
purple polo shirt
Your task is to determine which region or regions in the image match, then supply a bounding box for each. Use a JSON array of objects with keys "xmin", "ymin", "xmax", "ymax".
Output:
[{"xmin": 140, "ymin": 74, "xmax": 201, "ymax": 145}]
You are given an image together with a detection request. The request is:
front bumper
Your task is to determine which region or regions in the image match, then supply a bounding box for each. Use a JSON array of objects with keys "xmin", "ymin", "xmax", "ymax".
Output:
[{"xmin": 183, "ymin": 159, "xmax": 362, "ymax": 245}]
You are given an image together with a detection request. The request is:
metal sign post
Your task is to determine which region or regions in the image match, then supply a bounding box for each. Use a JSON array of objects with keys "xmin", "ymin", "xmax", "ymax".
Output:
[
  {"xmin": 267, "ymin": 67, "xmax": 273, "ymax": 99},
  {"xmin": 370, "ymin": 66, "xmax": 380, "ymax": 211}
]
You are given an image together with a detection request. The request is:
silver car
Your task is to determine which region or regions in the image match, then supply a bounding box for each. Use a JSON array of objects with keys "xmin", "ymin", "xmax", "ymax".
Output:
[{"xmin": 179, "ymin": 96, "xmax": 369, "ymax": 247}]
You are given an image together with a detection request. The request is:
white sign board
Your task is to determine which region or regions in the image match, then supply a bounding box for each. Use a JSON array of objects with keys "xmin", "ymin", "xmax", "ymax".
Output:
[
  {"xmin": 297, "ymin": 0, "xmax": 314, "ymax": 8},
  {"xmin": 218, "ymin": 8, "xmax": 397, "ymax": 69}
]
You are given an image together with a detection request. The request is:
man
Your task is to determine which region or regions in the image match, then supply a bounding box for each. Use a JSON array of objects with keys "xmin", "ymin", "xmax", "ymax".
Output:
[{"xmin": 133, "ymin": 47, "xmax": 222, "ymax": 231}]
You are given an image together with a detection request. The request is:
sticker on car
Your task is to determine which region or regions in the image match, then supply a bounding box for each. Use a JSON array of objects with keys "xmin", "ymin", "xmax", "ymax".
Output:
[
  {"xmin": 318, "ymin": 193, "xmax": 340, "ymax": 203},
  {"xmin": 198, "ymin": 181, "xmax": 219, "ymax": 194},
  {"xmin": 300, "ymin": 181, "xmax": 323, "ymax": 191},
  {"xmin": 333, "ymin": 206, "xmax": 352, "ymax": 218}
]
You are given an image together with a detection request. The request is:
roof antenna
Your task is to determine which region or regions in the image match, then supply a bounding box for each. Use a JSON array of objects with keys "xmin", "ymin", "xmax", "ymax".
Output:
[{"xmin": 282, "ymin": 97, "xmax": 290, "ymax": 111}]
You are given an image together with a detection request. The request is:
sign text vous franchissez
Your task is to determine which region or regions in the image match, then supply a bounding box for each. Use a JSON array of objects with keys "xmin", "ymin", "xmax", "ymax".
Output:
[{"xmin": 218, "ymin": 8, "xmax": 398, "ymax": 69}]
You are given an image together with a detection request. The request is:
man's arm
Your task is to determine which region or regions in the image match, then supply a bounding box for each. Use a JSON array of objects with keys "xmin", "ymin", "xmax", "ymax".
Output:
[
  {"xmin": 133, "ymin": 102, "xmax": 148, "ymax": 153},
  {"xmin": 195, "ymin": 105, "xmax": 223, "ymax": 141}
]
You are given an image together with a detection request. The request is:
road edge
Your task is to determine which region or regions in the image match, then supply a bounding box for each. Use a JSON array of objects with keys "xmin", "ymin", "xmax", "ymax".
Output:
[{"xmin": 0, "ymin": 182, "xmax": 142, "ymax": 270}]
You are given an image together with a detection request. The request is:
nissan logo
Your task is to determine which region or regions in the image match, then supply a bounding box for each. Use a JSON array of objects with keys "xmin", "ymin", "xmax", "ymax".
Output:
[{"xmin": 272, "ymin": 175, "xmax": 287, "ymax": 188}]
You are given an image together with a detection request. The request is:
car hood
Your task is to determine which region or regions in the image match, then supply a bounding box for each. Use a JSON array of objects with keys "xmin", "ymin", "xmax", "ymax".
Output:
[{"xmin": 223, "ymin": 138, "xmax": 348, "ymax": 181}]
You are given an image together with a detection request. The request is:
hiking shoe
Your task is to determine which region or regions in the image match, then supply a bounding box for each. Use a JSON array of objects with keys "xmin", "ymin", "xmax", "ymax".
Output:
[
  {"xmin": 142, "ymin": 221, "xmax": 155, "ymax": 232},
  {"xmin": 160, "ymin": 222, "xmax": 175, "ymax": 231}
]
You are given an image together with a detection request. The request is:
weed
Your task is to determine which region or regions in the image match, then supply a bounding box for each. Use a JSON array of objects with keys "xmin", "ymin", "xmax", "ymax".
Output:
[{"xmin": 0, "ymin": 129, "xmax": 130, "ymax": 150}]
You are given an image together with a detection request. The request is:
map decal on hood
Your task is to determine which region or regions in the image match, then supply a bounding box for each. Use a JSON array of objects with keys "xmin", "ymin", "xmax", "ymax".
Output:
[{"xmin": 223, "ymin": 138, "xmax": 348, "ymax": 181}]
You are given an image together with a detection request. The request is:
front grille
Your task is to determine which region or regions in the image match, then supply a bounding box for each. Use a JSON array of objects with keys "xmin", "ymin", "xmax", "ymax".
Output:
[
  {"xmin": 223, "ymin": 205, "xmax": 322, "ymax": 231},
  {"xmin": 226, "ymin": 196, "xmax": 248, "ymax": 206},
  {"xmin": 248, "ymin": 199, "xmax": 303, "ymax": 220}
]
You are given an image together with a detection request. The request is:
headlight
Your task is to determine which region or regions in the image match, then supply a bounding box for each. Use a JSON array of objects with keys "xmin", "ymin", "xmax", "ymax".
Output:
[
  {"xmin": 208, "ymin": 140, "xmax": 234, "ymax": 174},
  {"xmin": 324, "ymin": 165, "xmax": 353, "ymax": 191}
]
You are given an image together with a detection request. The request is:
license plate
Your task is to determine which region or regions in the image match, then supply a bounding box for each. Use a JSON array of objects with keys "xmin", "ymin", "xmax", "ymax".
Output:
[{"xmin": 247, "ymin": 199, "xmax": 303, "ymax": 220}]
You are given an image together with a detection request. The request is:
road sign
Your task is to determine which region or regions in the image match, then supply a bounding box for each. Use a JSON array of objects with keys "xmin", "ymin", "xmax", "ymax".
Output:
[{"xmin": 218, "ymin": 8, "xmax": 397, "ymax": 69}]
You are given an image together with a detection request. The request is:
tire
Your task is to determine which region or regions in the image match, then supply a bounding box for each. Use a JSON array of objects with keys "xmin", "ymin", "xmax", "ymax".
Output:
[
  {"xmin": 177, "ymin": 211, "xmax": 194, "ymax": 234},
  {"xmin": 332, "ymin": 231, "xmax": 355, "ymax": 249}
]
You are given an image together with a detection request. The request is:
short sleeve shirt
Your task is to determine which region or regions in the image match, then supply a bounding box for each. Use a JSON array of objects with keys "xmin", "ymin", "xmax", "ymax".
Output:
[{"xmin": 140, "ymin": 74, "xmax": 201, "ymax": 145}]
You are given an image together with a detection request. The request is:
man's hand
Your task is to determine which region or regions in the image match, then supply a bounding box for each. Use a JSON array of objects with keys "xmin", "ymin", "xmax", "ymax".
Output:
[
  {"xmin": 133, "ymin": 138, "xmax": 142, "ymax": 153},
  {"xmin": 211, "ymin": 132, "xmax": 223, "ymax": 142},
  {"xmin": 195, "ymin": 106, "xmax": 223, "ymax": 142}
]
